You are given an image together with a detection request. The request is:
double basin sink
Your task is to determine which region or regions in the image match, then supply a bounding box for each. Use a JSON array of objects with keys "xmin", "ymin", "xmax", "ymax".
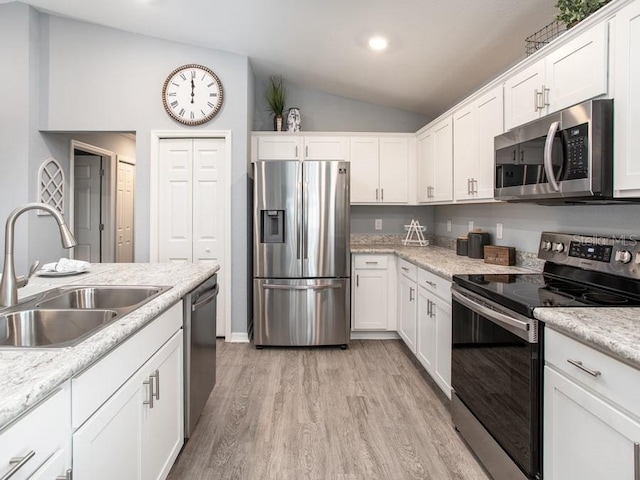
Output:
[{"xmin": 0, "ymin": 285, "xmax": 170, "ymax": 349}]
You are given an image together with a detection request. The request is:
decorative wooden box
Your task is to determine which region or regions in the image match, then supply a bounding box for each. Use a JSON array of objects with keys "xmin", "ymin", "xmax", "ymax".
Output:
[{"xmin": 484, "ymin": 245, "xmax": 516, "ymax": 266}]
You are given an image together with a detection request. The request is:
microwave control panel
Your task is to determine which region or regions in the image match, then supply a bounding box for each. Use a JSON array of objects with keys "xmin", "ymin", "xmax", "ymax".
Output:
[{"xmin": 563, "ymin": 123, "xmax": 589, "ymax": 180}]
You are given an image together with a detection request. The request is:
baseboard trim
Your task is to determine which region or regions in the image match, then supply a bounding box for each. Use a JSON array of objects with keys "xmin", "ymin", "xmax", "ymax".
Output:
[
  {"xmin": 350, "ymin": 331, "xmax": 400, "ymax": 340},
  {"xmin": 229, "ymin": 332, "xmax": 250, "ymax": 343}
]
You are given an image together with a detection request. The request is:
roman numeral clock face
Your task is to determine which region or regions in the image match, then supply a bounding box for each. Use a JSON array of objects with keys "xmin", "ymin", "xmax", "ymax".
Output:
[{"xmin": 162, "ymin": 64, "xmax": 224, "ymax": 125}]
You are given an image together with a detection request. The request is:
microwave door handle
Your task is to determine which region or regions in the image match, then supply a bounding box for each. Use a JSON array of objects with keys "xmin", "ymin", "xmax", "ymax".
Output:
[{"xmin": 544, "ymin": 121, "xmax": 561, "ymax": 192}]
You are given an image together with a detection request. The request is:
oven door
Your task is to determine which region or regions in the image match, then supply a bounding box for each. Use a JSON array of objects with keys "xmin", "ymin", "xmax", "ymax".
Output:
[{"xmin": 451, "ymin": 286, "xmax": 541, "ymax": 480}]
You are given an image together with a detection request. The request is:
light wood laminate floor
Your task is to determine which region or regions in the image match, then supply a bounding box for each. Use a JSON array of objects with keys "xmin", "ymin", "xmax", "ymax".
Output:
[{"xmin": 168, "ymin": 339, "xmax": 489, "ymax": 480}]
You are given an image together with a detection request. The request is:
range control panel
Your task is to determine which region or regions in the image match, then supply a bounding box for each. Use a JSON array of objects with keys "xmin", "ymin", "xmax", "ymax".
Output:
[{"xmin": 538, "ymin": 232, "xmax": 640, "ymax": 279}]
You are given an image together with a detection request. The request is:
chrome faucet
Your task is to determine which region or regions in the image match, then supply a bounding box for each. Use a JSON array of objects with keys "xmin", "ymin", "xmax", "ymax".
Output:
[{"xmin": 0, "ymin": 203, "xmax": 77, "ymax": 307}]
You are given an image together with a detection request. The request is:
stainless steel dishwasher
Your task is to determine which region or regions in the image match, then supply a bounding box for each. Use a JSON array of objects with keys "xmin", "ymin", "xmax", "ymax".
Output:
[{"xmin": 183, "ymin": 274, "xmax": 218, "ymax": 438}]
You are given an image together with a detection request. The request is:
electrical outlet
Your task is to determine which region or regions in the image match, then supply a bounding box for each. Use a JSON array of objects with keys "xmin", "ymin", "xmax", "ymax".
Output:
[
  {"xmin": 446, "ymin": 219, "xmax": 452, "ymax": 232},
  {"xmin": 468, "ymin": 221, "xmax": 474, "ymax": 232},
  {"xmin": 496, "ymin": 223, "xmax": 503, "ymax": 240},
  {"xmin": 375, "ymin": 219, "xmax": 382, "ymax": 231}
]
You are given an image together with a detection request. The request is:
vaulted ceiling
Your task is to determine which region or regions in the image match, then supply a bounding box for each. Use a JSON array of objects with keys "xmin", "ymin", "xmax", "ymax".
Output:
[{"xmin": 6, "ymin": 0, "xmax": 558, "ymax": 117}]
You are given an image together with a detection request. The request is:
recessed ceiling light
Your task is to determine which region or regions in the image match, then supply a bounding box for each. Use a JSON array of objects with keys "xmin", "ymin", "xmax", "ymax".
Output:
[{"xmin": 368, "ymin": 36, "xmax": 389, "ymax": 51}]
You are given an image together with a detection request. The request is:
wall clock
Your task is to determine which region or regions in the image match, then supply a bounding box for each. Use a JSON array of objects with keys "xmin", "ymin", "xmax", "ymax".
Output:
[{"xmin": 162, "ymin": 64, "xmax": 224, "ymax": 126}]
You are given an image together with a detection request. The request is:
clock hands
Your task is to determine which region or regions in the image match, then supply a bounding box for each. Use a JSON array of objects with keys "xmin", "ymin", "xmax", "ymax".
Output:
[{"xmin": 190, "ymin": 79, "xmax": 195, "ymax": 104}]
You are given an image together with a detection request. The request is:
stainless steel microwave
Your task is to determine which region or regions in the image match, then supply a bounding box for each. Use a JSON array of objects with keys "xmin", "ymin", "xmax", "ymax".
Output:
[{"xmin": 494, "ymin": 99, "xmax": 613, "ymax": 204}]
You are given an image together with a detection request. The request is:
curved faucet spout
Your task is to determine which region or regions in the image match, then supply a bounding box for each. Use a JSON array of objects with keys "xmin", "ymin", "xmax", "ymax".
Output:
[{"xmin": 0, "ymin": 203, "xmax": 78, "ymax": 307}]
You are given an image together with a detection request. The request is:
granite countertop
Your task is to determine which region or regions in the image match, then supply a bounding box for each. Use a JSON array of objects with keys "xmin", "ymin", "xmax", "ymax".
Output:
[
  {"xmin": 0, "ymin": 262, "xmax": 219, "ymax": 431},
  {"xmin": 351, "ymin": 243, "xmax": 534, "ymax": 279}
]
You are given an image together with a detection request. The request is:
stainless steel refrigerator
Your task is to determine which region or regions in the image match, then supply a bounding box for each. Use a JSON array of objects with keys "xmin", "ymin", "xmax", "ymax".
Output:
[{"xmin": 253, "ymin": 160, "xmax": 350, "ymax": 347}]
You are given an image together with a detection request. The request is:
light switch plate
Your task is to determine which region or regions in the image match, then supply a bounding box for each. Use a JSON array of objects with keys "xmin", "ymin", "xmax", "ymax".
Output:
[
  {"xmin": 496, "ymin": 223, "xmax": 503, "ymax": 239},
  {"xmin": 447, "ymin": 219, "xmax": 452, "ymax": 232},
  {"xmin": 375, "ymin": 219, "xmax": 382, "ymax": 230},
  {"xmin": 468, "ymin": 221, "xmax": 474, "ymax": 232}
]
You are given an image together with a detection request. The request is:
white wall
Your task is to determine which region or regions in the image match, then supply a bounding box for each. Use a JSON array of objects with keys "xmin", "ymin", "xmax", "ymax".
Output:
[
  {"xmin": 434, "ymin": 203, "xmax": 640, "ymax": 253},
  {"xmin": 254, "ymin": 75, "xmax": 430, "ymax": 132}
]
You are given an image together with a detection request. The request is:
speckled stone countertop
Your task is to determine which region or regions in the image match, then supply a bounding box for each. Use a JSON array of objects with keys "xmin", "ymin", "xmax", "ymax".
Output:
[
  {"xmin": 534, "ymin": 308, "xmax": 640, "ymax": 370},
  {"xmin": 351, "ymin": 243, "xmax": 534, "ymax": 279},
  {"xmin": 0, "ymin": 262, "xmax": 218, "ymax": 431}
]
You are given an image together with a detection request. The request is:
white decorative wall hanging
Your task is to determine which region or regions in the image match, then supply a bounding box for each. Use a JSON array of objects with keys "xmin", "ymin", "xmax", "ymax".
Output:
[{"xmin": 38, "ymin": 158, "xmax": 65, "ymax": 215}]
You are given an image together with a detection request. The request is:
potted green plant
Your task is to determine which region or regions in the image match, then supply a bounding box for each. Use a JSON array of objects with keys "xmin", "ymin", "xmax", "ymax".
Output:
[
  {"xmin": 555, "ymin": 0, "xmax": 611, "ymax": 28},
  {"xmin": 265, "ymin": 75, "xmax": 287, "ymax": 131}
]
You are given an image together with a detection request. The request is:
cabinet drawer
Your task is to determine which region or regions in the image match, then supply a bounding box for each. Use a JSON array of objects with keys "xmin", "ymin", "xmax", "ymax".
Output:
[
  {"xmin": 545, "ymin": 328, "xmax": 640, "ymax": 419},
  {"xmin": 398, "ymin": 258, "xmax": 417, "ymax": 281},
  {"xmin": 417, "ymin": 268, "xmax": 451, "ymax": 301},
  {"xmin": 354, "ymin": 255, "xmax": 388, "ymax": 269},
  {"xmin": 72, "ymin": 301, "xmax": 182, "ymax": 429},
  {"xmin": 0, "ymin": 384, "xmax": 70, "ymax": 480}
]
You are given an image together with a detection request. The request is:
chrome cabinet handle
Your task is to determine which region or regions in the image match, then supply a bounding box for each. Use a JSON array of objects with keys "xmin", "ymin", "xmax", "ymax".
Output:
[
  {"xmin": 534, "ymin": 88, "xmax": 542, "ymax": 111},
  {"xmin": 295, "ymin": 146, "xmax": 298, "ymax": 158},
  {"xmin": 151, "ymin": 369, "xmax": 160, "ymax": 400},
  {"xmin": 426, "ymin": 299, "xmax": 432, "ymax": 317},
  {"xmin": 2, "ymin": 450, "xmax": 35, "ymax": 480},
  {"xmin": 409, "ymin": 287, "xmax": 415, "ymax": 301},
  {"xmin": 567, "ymin": 359, "xmax": 601, "ymax": 377},
  {"xmin": 425, "ymin": 280, "xmax": 436, "ymax": 288},
  {"xmin": 365, "ymin": 261, "xmax": 378, "ymax": 265},
  {"xmin": 56, "ymin": 469, "xmax": 73, "ymax": 480},
  {"xmin": 381, "ymin": 188, "xmax": 384, "ymax": 201},
  {"xmin": 634, "ymin": 443, "xmax": 639, "ymax": 480},
  {"xmin": 356, "ymin": 274, "xmax": 359, "ymax": 287},
  {"xmin": 143, "ymin": 377, "xmax": 154, "ymax": 408},
  {"xmin": 305, "ymin": 145, "xmax": 309, "ymax": 158},
  {"xmin": 375, "ymin": 188, "xmax": 379, "ymax": 201},
  {"xmin": 544, "ymin": 86, "xmax": 551, "ymax": 107}
]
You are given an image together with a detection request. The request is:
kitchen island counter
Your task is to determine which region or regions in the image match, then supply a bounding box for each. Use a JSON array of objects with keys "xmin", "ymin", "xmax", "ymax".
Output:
[{"xmin": 0, "ymin": 262, "xmax": 218, "ymax": 431}]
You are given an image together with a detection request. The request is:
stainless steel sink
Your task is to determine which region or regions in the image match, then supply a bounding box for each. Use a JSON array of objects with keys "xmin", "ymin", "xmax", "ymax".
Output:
[
  {"xmin": 0, "ymin": 309, "xmax": 118, "ymax": 348},
  {"xmin": 0, "ymin": 285, "xmax": 170, "ymax": 349},
  {"xmin": 36, "ymin": 286, "xmax": 164, "ymax": 310}
]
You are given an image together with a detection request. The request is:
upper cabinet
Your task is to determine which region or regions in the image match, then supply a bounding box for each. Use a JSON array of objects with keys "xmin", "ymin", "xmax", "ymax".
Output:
[
  {"xmin": 417, "ymin": 116, "xmax": 453, "ymax": 204},
  {"xmin": 614, "ymin": 1, "xmax": 640, "ymax": 197},
  {"xmin": 504, "ymin": 22, "xmax": 608, "ymax": 130},
  {"xmin": 253, "ymin": 135, "xmax": 347, "ymax": 161},
  {"xmin": 453, "ymin": 85, "xmax": 504, "ymax": 202}
]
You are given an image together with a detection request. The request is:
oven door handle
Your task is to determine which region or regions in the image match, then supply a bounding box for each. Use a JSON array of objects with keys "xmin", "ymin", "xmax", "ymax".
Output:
[
  {"xmin": 544, "ymin": 121, "xmax": 561, "ymax": 192},
  {"xmin": 452, "ymin": 288, "xmax": 533, "ymax": 341}
]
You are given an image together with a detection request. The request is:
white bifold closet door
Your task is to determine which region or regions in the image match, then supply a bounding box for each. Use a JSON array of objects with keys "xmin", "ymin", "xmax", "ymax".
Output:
[{"xmin": 158, "ymin": 137, "xmax": 226, "ymax": 335}]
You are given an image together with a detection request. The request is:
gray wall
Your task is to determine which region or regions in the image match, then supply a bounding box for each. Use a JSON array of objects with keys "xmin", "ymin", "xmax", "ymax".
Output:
[
  {"xmin": 351, "ymin": 205, "xmax": 434, "ymax": 235},
  {"xmin": 434, "ymin": 203, "xmax": 640, "ymax": 253},
  {"xmin": 254, "ymin": 76, "xmax": 430, "ymax": 133}
]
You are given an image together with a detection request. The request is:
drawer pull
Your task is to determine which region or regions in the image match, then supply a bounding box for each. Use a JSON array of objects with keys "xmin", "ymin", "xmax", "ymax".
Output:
[
  {"xmin": 634, "ymin": 443, "xmax": 639, "ymax": 480},
  {"xmin": 401, "ymin": 267, "xmax": 409, "ymax": 272},
  {"xmin": 424, "ymin": 280, "xmax": 436, "ymax": 287},
  {"xmin": 143, "ymin": 376, "xmax": 154, "ymax": 408},
  {"xmin": 365, "ymin": 261, "xmax": 378, "ymax": 265},
  {"xmin": 567, "ymin": 359, "xmax": 601, "ymax": 377},
  {"xmin": 151, "ymin": 369, "xmax": 160, "ymax": 401},
  {"xmin": 56, "ymin": 469, "xmax": 73, "ymax": 480},
  {"xmin": 3, "ymin": 450, "xmax": 35, "ymax": 480}
]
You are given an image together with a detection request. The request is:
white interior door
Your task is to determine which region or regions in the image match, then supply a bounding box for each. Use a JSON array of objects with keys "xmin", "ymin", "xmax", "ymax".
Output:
[
  {"xmin": 74, "ymin": 154, "xmax": 102, "ymax": 262},
  {"xmin": 116, "ymin": 159, "xmax": 135, "ymax": 263}
]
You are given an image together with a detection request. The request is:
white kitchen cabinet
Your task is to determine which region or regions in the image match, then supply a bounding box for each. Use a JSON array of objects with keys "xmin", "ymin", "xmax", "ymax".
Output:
[
  {"xmin": 453, "ymin": 86, "xmax": 503, "ymax": 202},
  {"xmin": 352, "ymin": 254, "xmax": 395, "ymax": 330},
  {"xmin": 417, "ymin": 116, "xmax": 453, "ymax": 203},
  {"xmin": 350, "ymin": 136, "xmax": 410, "ymax": 203},
  {"xmin": 397, "ymin": 259, "xmax": 417, "ymax": 353},
  {"xmin": 0, "ymin": 383, "xmax": 71, "ymax": 480},
  {"xmin": 415, "ymin": 268, "xmax": 452, "ymax": 398},
  {"xmin": 504, "ymin": 22, "xmax": 608, "ymax": 130},
  {"xmin": 614, "ymin": 1, "xmax": 640, "ymax": 197},
  {"xmin": 72, "ymin": 302, "xmax": 183, "ymax": 480},
  {"xmin": 544, "ymin": 328, "xmax": 640, "ymax": 480},
  {"xmin": 253, "ymin": 134, "xmax": 347, "ymax": 161}
]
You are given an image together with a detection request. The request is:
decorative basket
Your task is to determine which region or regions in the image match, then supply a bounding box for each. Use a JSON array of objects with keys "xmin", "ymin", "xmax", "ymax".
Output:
[{"xmin": 525, "ymin": 20, "xmax": 567, "ymax": 56}]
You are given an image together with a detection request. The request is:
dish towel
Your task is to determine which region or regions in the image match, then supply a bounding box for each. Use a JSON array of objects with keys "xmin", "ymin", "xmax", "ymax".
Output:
[{"xmin": 41, "ymin": 258, "xmax": 91, "ymax": 273}]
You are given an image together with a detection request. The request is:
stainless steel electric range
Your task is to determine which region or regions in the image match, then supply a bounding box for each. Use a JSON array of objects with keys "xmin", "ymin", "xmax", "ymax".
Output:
[{"xmin": 451, "ymin": 232, "xmax": 640, "ymax": 480}]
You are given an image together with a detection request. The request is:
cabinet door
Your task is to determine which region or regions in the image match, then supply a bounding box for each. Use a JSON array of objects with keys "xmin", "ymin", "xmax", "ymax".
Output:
[
  {"xmin": 73, "ymin": 372, "xmax": 144, "ymax": 480},
  {"xmin": 417, "ymin": 131, "xmax": 434, "ymax": 202},
  {"xmin": 433, "ymin": 295, "xmax": 452, "ymax": 399},
  {"xmin": 304, "ymin": 136, "xmax": 348, "ymax": 160},
  {"xmin": 544, "ymin": 367, "xmax": 640, "ymax": 480},
  {"xmin": 475, "ymin": 86, "xmax": 503, "ymax": 200},
  {"xmin": 353, "ymin": 268, "xmax": 389, "ymax": 330},
  {"xmin": 30, "ymin": 449, "xmax": 70, "ymax": 480},
  {"xmin": 350, "ymin": 137, "xmax": 379, "ymax": 203},
  {"xmin": 545, "ymin": 22, "xmax": 608, "ymax": 113},
  {"xmin": 614, "ymin": 1, "xmax": 640, "ymax": 197},
  {"xmin": 416, "ymin": 287, "xmax": 436, "ymax": 375},
  {"xmin": 453, "ymin": 104, "xmax": 477, "ymax": 201},
  {"xmin": 398, "ymin": 275, "xmax": 417, "ymax": 353},
  {"xmin": 504, "ymin": 61, "xmax": 545, "ymax": 130},
  {"xmin": 256, "ymin": 136, "xmax": 301, "ymax": 160},
  {"xmin": 379, "ymin": 137, "xmax": 409, "ymax": 203},
  {"xmin": 143, "ymin": 332, "xmax": 184, "ymax": 480},
  {"xmin": 432, "ymin": 117, "xmax": 454, "ymax": 203}
]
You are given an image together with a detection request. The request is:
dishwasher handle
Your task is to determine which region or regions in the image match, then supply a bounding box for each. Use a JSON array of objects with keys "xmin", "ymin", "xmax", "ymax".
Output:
[{"xmin": 191, "ymin": 283, "xmax": 219, "ymax": 312}]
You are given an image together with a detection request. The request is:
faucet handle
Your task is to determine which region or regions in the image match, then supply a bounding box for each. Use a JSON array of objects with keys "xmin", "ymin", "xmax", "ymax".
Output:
[{"xmin": 16, "ymin": 260, "xmax": 40, "ymax": 288}]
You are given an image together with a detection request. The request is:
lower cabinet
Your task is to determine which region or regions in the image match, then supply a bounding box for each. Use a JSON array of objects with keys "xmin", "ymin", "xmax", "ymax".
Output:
[
  {"xmin": 416, "ymin": 269, "xmax": 452, "ymax": 399},
  {"xmin": 544, "ymin": 329, "xmax": 640, "ymax": 480},
  {"xmin": 397, "ymin": 260, "xmax": 418, "ymax": 353},
  {"xmin": 352, "ymin": 254, "xmax": 396, "ymax": 331}
]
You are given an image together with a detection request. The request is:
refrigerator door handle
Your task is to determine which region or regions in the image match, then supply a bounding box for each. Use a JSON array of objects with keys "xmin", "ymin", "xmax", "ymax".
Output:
[
  {"xmin": 303, "ymin": 178, "xmax": 309, "ymax": 260},
  {"xmin": 262, "ymin": 284, "xmax": 342, "ymax": 291},
  {"xmin": 296, "ymin": 168, "xmax": 303, "ymax": 260}
]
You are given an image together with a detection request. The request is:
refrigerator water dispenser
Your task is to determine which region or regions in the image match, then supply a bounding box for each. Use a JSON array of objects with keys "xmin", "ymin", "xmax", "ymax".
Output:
[{"xmin": 260, "ymin": 210, "xmax": 285, "ymax": 243}]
